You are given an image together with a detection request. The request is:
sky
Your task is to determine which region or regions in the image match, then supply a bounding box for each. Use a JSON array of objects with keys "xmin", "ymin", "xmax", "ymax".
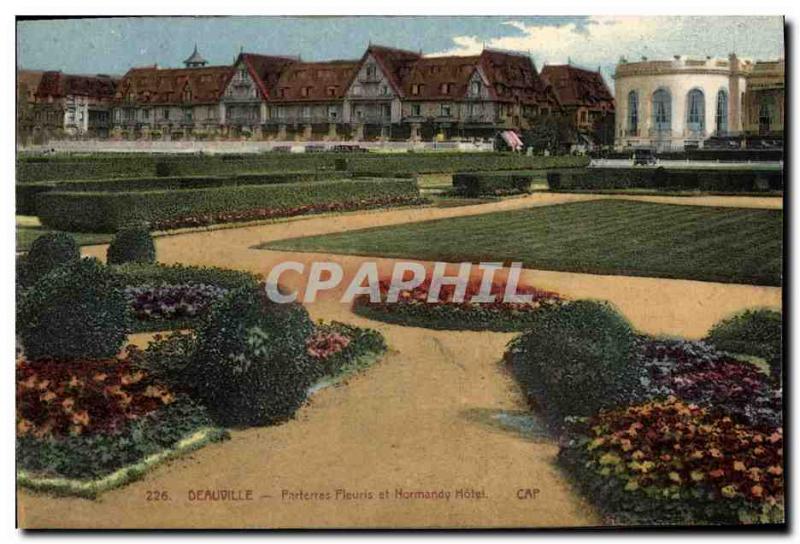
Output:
[{"xmin": 17, "ymin": 16, "xmax": 785, "ymax": 91}]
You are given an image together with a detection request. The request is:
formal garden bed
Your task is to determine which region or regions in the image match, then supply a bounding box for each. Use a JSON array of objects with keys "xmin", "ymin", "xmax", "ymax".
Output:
[
  {"xmin": 16, "ymin": 232, "xmax": 387, "ymax": 498},
  {"xmin": 503, "ymin": 300, "xmax": 784, "ymax": 525},
  {"xmin": 352, "ymin": 277, "xmax": 563, "ymax": 331}
]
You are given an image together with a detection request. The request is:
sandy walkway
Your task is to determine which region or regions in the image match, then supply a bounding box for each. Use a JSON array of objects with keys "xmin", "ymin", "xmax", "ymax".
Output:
[{"xmin": 17, "ymin": 193, "xmax": 781, "ymax": 528}]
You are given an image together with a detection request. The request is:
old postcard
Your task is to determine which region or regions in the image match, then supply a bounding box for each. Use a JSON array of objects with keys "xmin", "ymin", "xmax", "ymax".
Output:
[{"xmin": 14, "ymin": 14, "xmax": 785, "ymax": 529}]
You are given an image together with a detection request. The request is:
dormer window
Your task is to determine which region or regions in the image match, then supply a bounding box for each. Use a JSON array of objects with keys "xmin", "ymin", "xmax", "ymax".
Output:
[
  {"xmin": 471, "ymin": 81, "xmax": 481, "ymax": 95},
  {"xmin": 182, "ymin": 87, "xmax": 192, "ymax": 102},
  {"xmin": 326, "ymin": 86, "xmax": 337, "ymax": 97},
  {"xmin": 411, "ymin": 84, "xmax": 420, "ymax": 95},
  {"xmin": 379, "ymin": 85, "xmax": 388, "ymax": 95},
  {"xmin": 366, "ymin": 64, "xmax": 376, "ymax": 78},
  {"xmin": 301, "ymin": 86, "xmax": 313, "ymax": 97},
  {"xmin": 440, "ymin": 83, "xmax": 451, "ymax": 95}
]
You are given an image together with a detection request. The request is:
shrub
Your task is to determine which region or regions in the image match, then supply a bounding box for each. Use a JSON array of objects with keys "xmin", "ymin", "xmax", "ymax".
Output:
[
  {"xmin": 37, "ymin": 178, "xmax": 421, "ymax": 232},
  {"xmin": 107, "ymin": 224, "xmax": 156, "ymax": 265},
  {"xmin": 24, "ymin": 232, "xmax": 80, "ymax": 284},
  {"xmin": 505, "ymin": 300, "xmax": 638, "ymax": 423},
  {"xmin": 125, "ymin": 283, "xmax": 228, "ymax": 323},
  {"xmin": 187, "ymin": 287, "xmax": 316, "ymax": 427},
  {"xmin": 558, "ymin": 398, "xmax": 784, "ymax": 525},
  {"xmin": 706, "ymin": 309, "xmax": 783, "ymax": 382},
  {"xmin": 111, "ymin": 262, "xmax": 261, "ymax": 291},
  {"xmin": 452, "ymin": 171, "xmax": 537, "ymax": 197},
  {"xmin": 128, "ymin": 331, "xmax": 197, "ymax": 391},
  {"xmin": 548, "ymin": 168, "xmax": 782, "ymax": 193},
  {"xmin": 18, "ymin": 258, "xmax": 130, "ymax": 361},
  {"xmin": 155, "ymin": 161, "xmax": 178, "ymax": 177}
]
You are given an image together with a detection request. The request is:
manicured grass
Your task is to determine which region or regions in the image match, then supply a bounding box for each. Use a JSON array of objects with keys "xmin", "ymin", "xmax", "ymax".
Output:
[
  {"xmin": 17, "ymin": 216, "xmax": 112, "ymax": 252},
  {"xmin": 262, "ymin": 200, "xmax": 783, "ymax": 286}
]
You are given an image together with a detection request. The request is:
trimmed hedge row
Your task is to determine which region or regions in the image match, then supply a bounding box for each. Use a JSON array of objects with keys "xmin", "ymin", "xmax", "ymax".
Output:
[
  {"xmin": 547, "ymin": 167, "xmax": 783, "ymax": 193},
  {"xmin": 17, "ymin": 171, "xmax": 341, "ymax": 215},
  {"xmin": 111, "ymin": 262, "xmax": 261, "ymax": 291},
  {"xmin": 17, "ymin": 153, "xmax": 588, "ymax": 182},
  {"xmin": 452, "ymin": 170, "xmax": 541, "ymax": 197},
  {"xmin": 36, "ymin": 178, "xmax": 420, "ymax": 232}
]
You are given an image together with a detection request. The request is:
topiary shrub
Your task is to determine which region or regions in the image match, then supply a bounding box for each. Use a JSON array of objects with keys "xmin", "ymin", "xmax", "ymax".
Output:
[
  {"xmin": 106, "ymin": 224, "xmax": 156, "ymax": 265},
  {"xmin": 706, "ymin": 308, "xmax": 783, "ymax": 382},
  {"xmin": 505, "ymin": 300, "xmax": 638, "ymax": 424},
  {"xmin": 18, "ymin": 258, "xmax": 131, "ymax": 361},
  {"xmin": 187, "ymin": 287, "xmax": 316, "ymax": 427},
  {"xmin": 24, "ymin": 232, "xmax": 80, "ymax": 284}
]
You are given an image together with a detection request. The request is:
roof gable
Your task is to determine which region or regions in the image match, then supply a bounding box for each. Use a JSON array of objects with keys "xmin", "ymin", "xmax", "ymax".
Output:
[
  {"xmin": 541, "ymin": 65, "xmax": 614, "ymax": 110},
  {"xmin": 115, "ymin": 65, "xmax": 233, "ymax": 105}
]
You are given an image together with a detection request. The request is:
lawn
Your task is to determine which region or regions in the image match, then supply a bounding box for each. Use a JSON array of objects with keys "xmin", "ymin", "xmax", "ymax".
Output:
[{"xmin": 261, "ymin": 200, "xmax": 783, "ymax": 286}]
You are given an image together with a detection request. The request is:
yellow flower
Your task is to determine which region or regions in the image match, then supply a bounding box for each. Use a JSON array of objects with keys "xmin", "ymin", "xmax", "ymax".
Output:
[
  {"xmin": 721, "ymin": 485, "xmax": 738, "ymax": 499},
  {"xmin": 733, "ymin": 461, "xmax": 747, "ymax": 472},
  {"xmin": 39, "ymin": 391, "xmax": 57, "ymax": 402},
  {"xmin": 17, "ymin": 419, "xmax": 33, "ymax": 435},
  {"xmin": 61, "ymin": 398, "xmax": 75, "ymax": 412},
  {"xmin": 71, "ymin": 410, "xmax": 90, "ymax": 426},
  {"xmin": 92, "ymin": 373, "xmax": 108, "ymax": 382}
]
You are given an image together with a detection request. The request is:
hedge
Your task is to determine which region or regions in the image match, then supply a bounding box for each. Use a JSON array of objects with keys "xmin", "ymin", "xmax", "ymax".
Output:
[
  {"xmin": 18, "ymin": 153, "xmax": 588, "ymax": 182},
  {"xmin": 17, "ymin": 171, "xmax": 342, "ymax": 214},
  {"xmin": 111, "ymin": 262, "xmax": 261, "ymax": 291},
  {"xmin": 547, "ymin": 168, "xmax": 783, "ymax": 193},
  {"xmin": 452, "ymin": 170, "xmax": 540, "ymax": 197},
  {"xmin": 36, "ymin": 178, "xmax": 420, "ymax": 233}
]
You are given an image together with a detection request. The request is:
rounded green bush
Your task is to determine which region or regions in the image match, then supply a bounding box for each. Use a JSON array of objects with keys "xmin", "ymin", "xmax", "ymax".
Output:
[
  {"xmin": 187, "ymin": 287, "xmax": 316, "ymax": 427},
  {"xmin": 706, "ymin": 308, "xmax": 782, "ymax": 381},
  {"xmin": 505, "ymin": 300, "xmax": 638, "ymax": 421},
  {"xmin": 18, "ymin": 258, "xmax": 131, "ymax": 361},
  {"xmin": 106, "ymin": 225, "xmax": 156, "ymax": 265},
  {"xmin": 25, "ymin": 232, "xmax": 80, "ymax": 284}
]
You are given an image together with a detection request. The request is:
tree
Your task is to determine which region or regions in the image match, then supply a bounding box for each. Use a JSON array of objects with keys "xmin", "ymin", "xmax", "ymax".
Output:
[{"xmin": 522, "ymin": 114, "xmax": 577, "ymax": 154}]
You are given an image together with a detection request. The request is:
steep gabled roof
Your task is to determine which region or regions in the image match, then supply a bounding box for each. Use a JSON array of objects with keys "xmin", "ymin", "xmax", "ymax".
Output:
[
  {"xmin": 114, "ymin": 65, "xmax": 233, "ymax": 105},
  {"xmin": 17, "ymin": 70, "xmax": 44, "ymax": 101},
  {"xmin": 541, "ymin": 64, "xmax": 614, "ymax": 110},
  {"xmin": 36, "ymin": 71, "xmax": 117, "ymax": 100},
  {"xmin": 345, "ymin": 44, "xmax": 422, "ymax": 97},
  {"xmin": 235, "ymin": 53, "xmax": 300, "ymax": 99},
  {"xmin": 400, "ymin": 55, "xmax": 482, "ymax": 100},
  {"xmin": 478, "ymin": 49, "xmax": 559, "ymax": 107},
  {"xmin": 270, "ymin": 60, "xmax": 359, "ymax": 102}
]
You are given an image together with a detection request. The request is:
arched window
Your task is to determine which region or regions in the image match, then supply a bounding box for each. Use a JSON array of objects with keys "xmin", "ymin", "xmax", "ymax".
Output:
[
  {"xmin": 715, "ymin": 89, "xmax": 728, "ymax": 135},
  {"xmin": 759, "ymin": 96, "xmax": 774, "ymax": 135},
  {"xmin": 652, "ymin": 88, "xmax": 671, "ymax": 132},
  {"xmin": 627, "ymin": 90, "xmax": 638, "ymax": 134},
  {"xmin": 686, "ymin": 88, "xmax": 705, "ymax": 132}
]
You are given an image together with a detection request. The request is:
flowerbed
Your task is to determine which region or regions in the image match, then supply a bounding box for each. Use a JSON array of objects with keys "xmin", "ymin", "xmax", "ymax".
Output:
[
  {"xmin": 306, "ymin": 321, "xmax": 387, "ymax": 380},
  {"xmin": 150, "ymin": 194, "xmax": 428, "ymax": 231},
  {"xmin": 558, "ymin": 398, "xmax": 784, "ymax": 525},
  {"xmin": 352, "ymin": 278, "xmax": 563, "ymax": 331},
  {"xmin": 124, "ymin": 283, "xmax": 229, "ymax": 325},
  {"xmin": 634, "ymin": 339, "xmax": 782, "ymax": 430},
  {"xmin": 16, "ymin": 353, "xmax": 224, "ymax": 490},
  {"xmin": 502, "ymin": 299, "xmax": 784, "ymax": 525}
]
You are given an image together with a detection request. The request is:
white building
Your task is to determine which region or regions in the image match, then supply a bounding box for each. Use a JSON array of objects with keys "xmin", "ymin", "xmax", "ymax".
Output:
[{"xmin": 614, "ymin": 54, "xmax": 751, "ymax": 151}]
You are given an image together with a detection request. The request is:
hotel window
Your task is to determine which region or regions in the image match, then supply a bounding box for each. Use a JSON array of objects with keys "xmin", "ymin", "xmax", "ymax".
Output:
[
  {"xmin": 327, "ymin": 87, "xmax": 337, "ymax": 97},
  {"xmin": 162, "ymin": 108, "xmax": 170, "ymax": 120},
  {"xmin": 715, "ymin": 89, "xmax": 728, "ymax": 135},
  {"xmin": 441, "ymin": 104, "xmax": 452, "ymax": 117},
  {"xmin": 142, "ymin": 108, "xmax": 150, "ymax": 120},
  {"xmin": 440, "ymin": 83, "xmax": 451, "ymax": 95},
  {"xmin": 302, "ymin": 106, "xmax": 311, "ymax": 118},
  {"xmin": 627, "ymin": 90, "xmax": 638, "ymax": 134},
  {"xmin": 379, "ymin": 85, "xmax": 388, "ymax": 95},
  {"xmin": 412, "ymin": 84, "xmax": 420, "ymax": 95},
  {"xmin": 471, "ymin": 81, "xmax": 481, "ymax": 95},
  {"xmin": 328, "ymin": 106, "xmax": 338, "ymax": 121},
  {"xmin": 652, "ymin": 88, "xmax": 671, "ymax": 131},
  {"xmin": 352, "ymin": 85, "xmax": 362, "ymax": 96},
  {"xmin": 301, "ymin": 86, "xmax": 313, "ymax": 97},
  {"xmin": 411, "ymin": 104, "xmax": 421, "ymax": 116},
  {"xmin": 686, "ymin": 88, "xmax": 705, "ymax": 132},
  {"xmin": 183, "ymin": 88, "xmax": 192, "ymax": 102},
  {"xmin": 366, "ymin": 64, "xmax": 376, "ymax": 78}
]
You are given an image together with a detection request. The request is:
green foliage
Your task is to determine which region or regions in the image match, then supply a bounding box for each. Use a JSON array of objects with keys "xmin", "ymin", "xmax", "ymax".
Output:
[
  {"xmin": 548, "ymin": 168, "xmax": 783, "ymax": 193},
  {"xmin": 706, "ymin": 309, "xmax": 783, "ymax": 381},
  {"xmin": 308, "ymin": 322, "xmax": 387, "ymax": 379},
  {"xmin": 505, "ymin": 300, "xmax": 639, "ymax": 424},
  {"xmin": 130, "ymin": 331, "xmax": 197, "ymax": 390},
  {"xmin": 452, "ymin": 171, "xmax": 536, "ymax": 197},
  {"xmin": 24, "ymin": 232, "xmax": 81, "ymax": 285},
  {"xmin": 187, "ymin": 287, "xmax": 316, "ymax": 427},
  {"xmin": 106, "ymin": 224, "xmax": 156, "ymax": 265},
  {"xmin": 154, "ymin": 161, "xmax": 178, "ymax": 177},
  {"xmin": 16, "ymin": 396, "xmax": 216, "ymax": 480},
  {"xmin": 17, "ymin": 152, "xmax": 588, "ymax": 182},
  {"xmin": 522, "ymin": 114, "xmax": 578, "ymax": 153},
  {"xmin": 110, "ymin": 262, "xmax": 261, "ymax": 290},
  {"xmin": 18, "ymin": 258, "xmax": 130, "ymax": 361},
  {"xmin": 36, "ymin": 178, "xmax": 420, "ymax": 232}
]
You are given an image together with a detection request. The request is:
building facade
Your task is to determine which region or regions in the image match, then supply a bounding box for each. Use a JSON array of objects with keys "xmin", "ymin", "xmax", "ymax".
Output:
[
  {"xmin": 742, "ymin": 59, "xmax": 784, "ymax": 140},
  {"xmin": 107, "ymin": 44, "xmax": 561, "ymax": 142},
  {"xmin": 20, "ymin": 70, "xmax": 117, "ymax": 141},
  {"xmin": 614, "ymin": 54, "xmax": 751, "ymax": 151},
  {"xmin": 541, "ymin": 64, "xmax": 615, "ymax": 149}
]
